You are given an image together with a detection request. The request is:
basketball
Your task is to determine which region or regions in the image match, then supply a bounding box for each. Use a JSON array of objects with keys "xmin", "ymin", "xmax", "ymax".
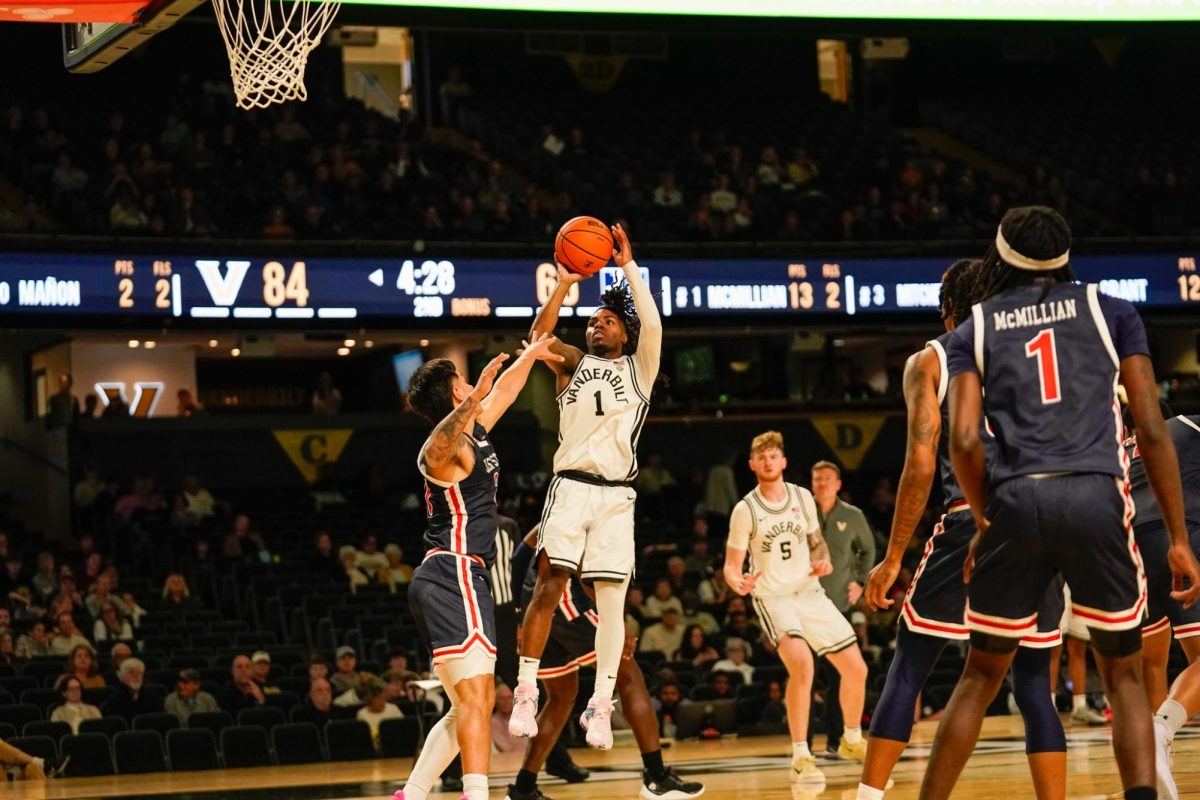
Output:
[{"xmin": 555, "ymin": 216, "xmax": 613, "ymax": 276}]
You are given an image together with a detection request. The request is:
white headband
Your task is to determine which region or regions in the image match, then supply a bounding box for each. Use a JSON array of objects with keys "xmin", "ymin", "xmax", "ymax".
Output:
[{"xmin": 995, "ymin": 228, "xmax": 1069, "ymax": 271}]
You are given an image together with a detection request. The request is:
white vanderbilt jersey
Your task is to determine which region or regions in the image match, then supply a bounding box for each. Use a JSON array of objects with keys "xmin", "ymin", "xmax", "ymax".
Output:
[
  {"xmin": 728, "ymin": 483, "xmax": 821, "ymax": 597},
  {"xmin": 552, "ymin": 353, "xmax": 651, "ymax": 482}
]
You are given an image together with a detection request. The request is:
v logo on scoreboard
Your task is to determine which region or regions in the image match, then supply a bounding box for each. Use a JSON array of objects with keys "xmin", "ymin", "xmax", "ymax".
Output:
[
  {"xmin": 94, "ymin": 382, "xmax": 164, "ymax": 418},
  {"xmin": 195, "ymin": 260, "xmax": 251, "ymax": 306}
]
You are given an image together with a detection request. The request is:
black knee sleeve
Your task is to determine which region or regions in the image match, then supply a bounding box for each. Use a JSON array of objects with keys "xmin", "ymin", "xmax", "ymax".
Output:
[
  {"xmin": 969, "ymin": 631, "xmax": 1021, "ymax": 654},
  {"xmin": 1090, "ymin": 626, "xmax": 1142, "ymax": 658}
]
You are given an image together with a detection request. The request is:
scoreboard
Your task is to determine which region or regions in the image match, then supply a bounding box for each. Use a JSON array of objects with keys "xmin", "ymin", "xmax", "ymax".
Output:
[{"xmin": 0, "ymin": 251, "xmax": 1193, "ymax": 326}]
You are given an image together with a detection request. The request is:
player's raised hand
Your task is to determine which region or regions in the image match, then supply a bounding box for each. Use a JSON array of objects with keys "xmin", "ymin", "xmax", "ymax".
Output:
[
  {"xmin": 866, "ymin": 560, "xmax": 899, "ymax": 611},
  {"xmin": 469, "ymin": 353, "xmax": 510, "ymax": 401},
  {"xmin": 611, "ymin": 223, "xmax": 633, "ymax": 267},
  {"xmin": 555, "ymin": 262, "xmax": 587, "ymax": 285},
  {"xmin": 809, "ymin": 558, "xmax": 833, "ymax": 577},
  {"xmin": 732, "ymin": 571, "xmax": 762, "ymax": 596},
  {"xmin": 520, "ymin": 332, "xmax": 566, "ymax": 363},
  {"xmin": 1169, "ymin": 542, "xmax": 1200, "ymax": 607}
]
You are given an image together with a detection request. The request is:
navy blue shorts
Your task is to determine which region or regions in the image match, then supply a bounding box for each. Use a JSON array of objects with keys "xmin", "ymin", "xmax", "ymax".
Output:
[
  {"xmin": 1138, "ymin": 521, "xmax": 1200, "ymax": 640},
  {"xmin": 537, "ymin": 616, "xmax": 598, "ymax": 680},
  {"xmin": 410, "ymin": 553, "xmax": 497, "ymax": 666},
  {"xmin": 905, "ymin": 506, "xmax": 1062, "ymax": 647},
  {"xmin": 967, "ymin": 473, "xmax": 1144, "ymax": 639}
]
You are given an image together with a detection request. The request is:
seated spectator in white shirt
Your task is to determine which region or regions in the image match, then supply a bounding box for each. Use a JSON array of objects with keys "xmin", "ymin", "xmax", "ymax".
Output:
[
  {"xmin": 49, "ymin": 675, "xmax": 101, "ymax": 733},
  {"xmin": 641, "ymin": 578, "xmax": 683, "ymax": 619},
  {"xmin": 710, "ymin": 637, "xmax": 755, "ymax": 684},
  {"xmin": 355, "ymin": 674, "xmax": 403, "ymax": 744}
]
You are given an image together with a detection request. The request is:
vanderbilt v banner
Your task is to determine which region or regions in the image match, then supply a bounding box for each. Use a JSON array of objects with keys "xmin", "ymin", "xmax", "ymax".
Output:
[{"xmin": 272, "ymin": 429, "xmax": 354, "ymax": 484}]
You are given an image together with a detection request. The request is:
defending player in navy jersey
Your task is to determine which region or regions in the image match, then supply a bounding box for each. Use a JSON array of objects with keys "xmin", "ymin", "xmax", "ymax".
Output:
[
  {"xmin": 919, "ymin": 206, "xmax": 1200, "ymax": 800},
  {"xmin": 857, "ymin": 259, "xmax": 1066, "ymax": 800},
  {"xmin": 502, "ymin": 527, "xmax": 703, "ymax": 800},
  {"xmin": 513, "ymin": 223, "xmax": 662, "ymax": 751},
  {"xmin": 395, "ymin": 333, "xmax": 563, "ymax": 800},
  {"xmin": 1125, "ymin": 407, "xmax": 1200, "ymax": 800}
]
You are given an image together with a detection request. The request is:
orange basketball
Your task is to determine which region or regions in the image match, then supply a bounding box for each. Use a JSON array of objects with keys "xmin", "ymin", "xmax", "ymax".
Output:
[{"xmin": 554, "ymin": 216, "xmax": 613, "ymax": 276}]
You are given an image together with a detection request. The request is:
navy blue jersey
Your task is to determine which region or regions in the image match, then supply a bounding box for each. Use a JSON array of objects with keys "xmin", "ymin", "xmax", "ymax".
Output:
[
  {"xmin": 1126, "ymin": 415, "xmax": 1200, "ymax": 530},
  {"xmin": 419, "ymin": 422, "xmax": 500, "ymax": 568},
  {"xmin": 519, "ymin": 550, "xmax": 597, "ymax": 624},
  {"xmin": 928, "ymin": 333, "xmax": 965, "ymax": 511},
  {"xmin": 946, "ymin": 282, "xmax": 1149, "ymax": 486}
]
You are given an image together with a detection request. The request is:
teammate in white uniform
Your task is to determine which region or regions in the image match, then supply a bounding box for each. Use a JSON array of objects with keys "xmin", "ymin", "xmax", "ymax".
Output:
[
  {"xmin": 510, "ymin": 223, "xmax": 662, "ymax": 750},
  {"xmin": 724, "ymin": 431, "xmax": 869, "ymax": 786}
]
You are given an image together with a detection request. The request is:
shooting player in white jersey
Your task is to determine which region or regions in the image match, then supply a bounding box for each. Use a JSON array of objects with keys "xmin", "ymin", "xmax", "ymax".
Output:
[
  {"xmin": 510, "ymin": 224, "xmax": 662, "ymax": 750},
  {"xmin": 724, "ymin": 431, "xmax": 869, "ymax": 787}
]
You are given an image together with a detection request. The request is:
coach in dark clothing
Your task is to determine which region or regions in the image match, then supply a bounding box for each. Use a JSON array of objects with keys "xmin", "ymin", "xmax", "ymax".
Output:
[
  {"xmin": 102, "ymin": 658, "xmax": 162, "ymax": 720},
  {"xmin": 217, "ymin": 654, "xmax": 265, "ymax": 714}
]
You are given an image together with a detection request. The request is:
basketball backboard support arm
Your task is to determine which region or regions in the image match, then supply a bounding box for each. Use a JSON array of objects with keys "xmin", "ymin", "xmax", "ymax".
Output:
[{"xmin": 63, "ymin": 0, "xmax": 205, "ymax": 72}]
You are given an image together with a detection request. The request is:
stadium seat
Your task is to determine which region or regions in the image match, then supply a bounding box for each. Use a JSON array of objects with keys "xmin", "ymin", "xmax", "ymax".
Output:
[
  {"xmin": 132, "ymin": 712, "xmax": 180, "ymax": 737},
  {"xmin": 278, "ymin": 677, "xmax": 310, "ymax": 696},
  {"xmin": 20, "ymin": 688, "xmax": 62, "ymax": 714},
  {"xmin": 0, "ymin": 704, "xmax": 42, "ymax": 730},
  {"xmin": 235, "ymin": 631, "xmax": 277, "ymax": 647},
  {"xmin": 62, "ymin": 733, "xmax": 116, "ymax": 776},
  {"xmin": 186, "ymin": 710, "xmax": 233, "ymax": 739},
  {"xmin": 272, "ymin": 722, "xmax": 325, "ymax": 764},
  {"xmin": 0, "ymin": 722, "xmax": 17, "ymax": 739},
  {"xmin": 0, "ymin": 676, "xmax": 37, "ymax": 696},
  {"xmin": 22, "ymin": 662, "xmax": 64, "ymax": 684},
  {"xmin": 79, "ymin": 716, "xmax": 128, "ymax": 738},
  {"xmin": 264, "ymin": 690, "xmax": 301, "ymax": 713},
  {"xmin": 378, "ymin": 717, "xmax": 420, "ymax": 758},
  {"xmin": 23, "ymin": 720, "xmax": 70, "ymax": 741},
  {"xmin": 237, "ymin": 705, "xmax": 286, "ymax": 730},
  {"xmin": 166, "ymin": 728, "xmax": 220, "ymax": 771},
  {"xmin": 325, "ymin": 719, "xmax": 376, "ymax": 761},
  {"xmin": 113, "ymin": 730, "xmax": 167, "ymax": 774},
  {"xmin": 0, "ymin": 690, "xmax": 13, "ymax": 705},
  {"xmin": 9, "ymin": 734, "xmax": 57, "ymax": 761},
  {"xmin": 191, "ymin": 633, "xmax": 232, "ymax": 650},
  {"xmin": 83, "ymin": 687, "xmax": 113, "ymax": 707},
  {"xmin": 220, "ymin": 725, "xmax": 273, "ymax": 767}
]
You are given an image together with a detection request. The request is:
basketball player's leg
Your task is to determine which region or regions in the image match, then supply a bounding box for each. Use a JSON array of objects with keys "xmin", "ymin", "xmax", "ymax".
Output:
[
  {"xmin": 776, "ymin": 634, "xmax": 821, "ymax": 781},
  {"xmin": 577, "ymin": 485, "xmax": 637, "ymax": 749},
  {"xmin": 616, "ymin": 647, "xmax": 705, "ymax": 797},
  {"xmin": 521, "ymin": 670, "xmax": 578, "ymax": 776},
  {"xmin": 860, "ymin": 515, "xmax": 971, "ymax": 796},
  {"xmin": 1013, "ymin": 579, "xmax": 1067, "ymax": 800},
  {"xmin": 922, "ymin": 477, "xmax": 1050, "ymax": 800},
  {"xmin": 1052, "ymin": 474, "xmax": 1154, "ymax": 796},
  {"xmin": 859, "ymin": 624, "xmax": 948, "ymax": 794},
  {"xmin": 1141, "ymin": 626, "xmax": 1173, "ymax": 708},
  {"xmin": 514, "ymin": 477, "xmax": 586, "ymax": 737},
  {"xmin": 798, "ymin": 590, "xmax": 867, "ymax": 760},
  {"xmin": 1011, "ymin": 647, "xmax": 1066, "ymax": 800}
]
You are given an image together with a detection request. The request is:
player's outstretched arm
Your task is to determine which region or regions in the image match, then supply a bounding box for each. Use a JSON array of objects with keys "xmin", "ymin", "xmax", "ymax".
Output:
[
  {"xmin": 1124, "ymin": 353, "xmax": 1200, "ymax": 605},
  {"xmin": 530, "ymin": 265, "xmax": 586, "ymax": 376},
  {"xmin": 867, "ymin": 348, "xmax": 940, "ymax": 610},
  {"xmin": 422, "ymin": 353, "xmax": 507, "ymax": 482},
  {"xmin": 477, "ymin": 333, "xmax": 565, "ymax": 431},
  {"xmin": 612, "ymin": 223, "xmax": 661, "ymax": 382},
  {"xmin": 948, "ymin": 371, "xmax": 987, "ymax": 534}
]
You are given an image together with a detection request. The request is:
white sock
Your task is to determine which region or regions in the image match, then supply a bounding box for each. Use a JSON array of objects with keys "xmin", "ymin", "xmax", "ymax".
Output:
[
  {"xmin": 856, "ymin": 783, "xmax": 885, "ymax": 800},
  {"xmin": 1156, "ymin": 698, "xmax": 1188, "ymax": 740},
  {"xmin": 792, "ymin": 741, "xmax": 812, "ymax": 760},
  {"xmin": 518, "ymin": 656, "xmax": 540, "ymax": 687},
  {"xmin": 844, "ymin": 726, "xmax": 863, "ymax": 745},
  {"xmin": 1072, "ymin": 694, "xmax": 1087, "ymax": 712},
  {"xmin": 462, "ymin": 773, "xmax": 488, "ymax": 800},
  {"xmin": 591, "ymin": 577, "xmax": 630, "ymax": 702},
  {"xmin": 402, "ymin": 707, "xmax": 460, "ymax": 800}
]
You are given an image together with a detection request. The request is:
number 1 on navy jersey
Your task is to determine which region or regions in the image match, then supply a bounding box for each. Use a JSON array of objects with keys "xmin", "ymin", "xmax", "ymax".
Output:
[{"xmin": 1025, "ymin": 328, "xmax": 1062, "ymax": 405}]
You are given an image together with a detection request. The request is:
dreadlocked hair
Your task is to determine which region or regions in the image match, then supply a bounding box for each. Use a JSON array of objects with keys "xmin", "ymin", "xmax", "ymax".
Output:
[
  {"xmin": 599, "ymin": 282, "xmax": 640, "ymax": 355},
  {"xmin": 939, "ymin": 258, "xmax": 983, "ymax": 326},
  {"xmin": 976, "ymin": 205, "xmax": 1075, "ymax": 302}
]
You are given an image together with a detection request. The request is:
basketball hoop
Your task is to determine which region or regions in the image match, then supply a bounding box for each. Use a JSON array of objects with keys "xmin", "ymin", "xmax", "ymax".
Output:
[{"xmin": 210, "ymin": 0, "xmax": 341, "ymax": 110}]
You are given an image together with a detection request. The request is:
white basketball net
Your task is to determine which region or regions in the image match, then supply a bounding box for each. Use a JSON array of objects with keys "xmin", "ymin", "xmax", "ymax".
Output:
[{"xmin": 211, "ymin": 0, "xmax": 341, "ymax": 110}]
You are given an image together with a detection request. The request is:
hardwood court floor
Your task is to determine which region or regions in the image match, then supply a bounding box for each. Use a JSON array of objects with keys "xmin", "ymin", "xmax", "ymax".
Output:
[{"xmin": 8, "ymin": 715, "xmax": 1200, "ymax": 800}]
